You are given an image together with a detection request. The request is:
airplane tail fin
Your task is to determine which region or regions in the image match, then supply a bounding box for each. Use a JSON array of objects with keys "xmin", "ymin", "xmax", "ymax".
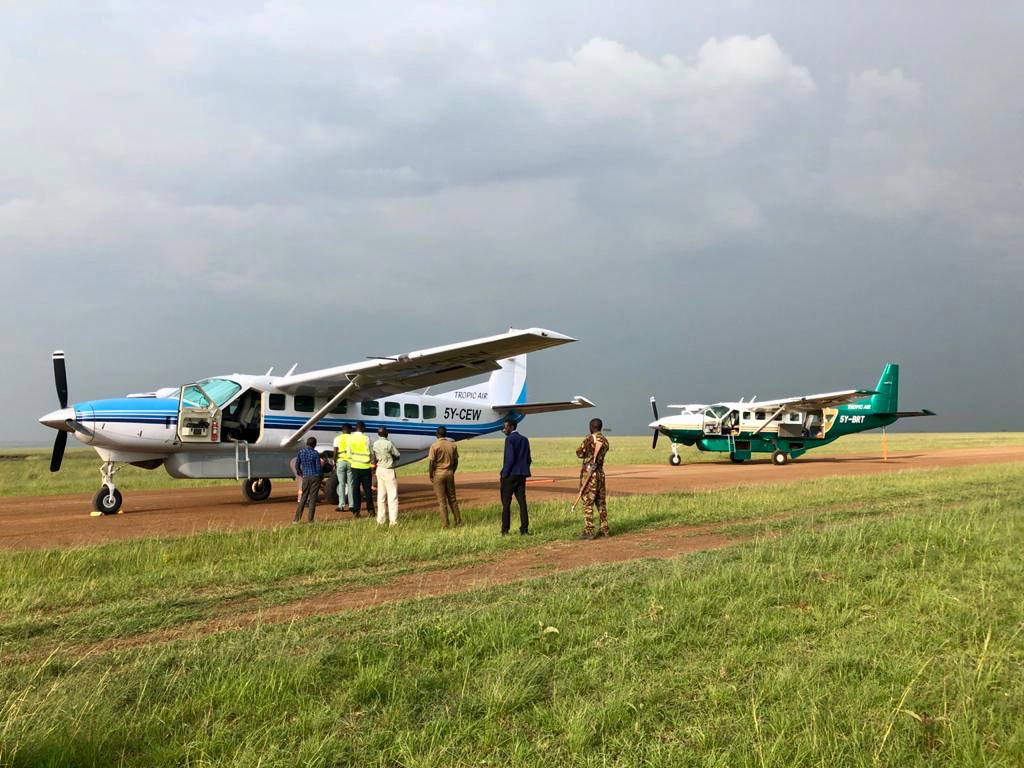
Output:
[
  {"xmin": 486, "ymin": 355, "xmax": 528, "ymax": 404},
  {"xmin": 868, "ymin": 363, "xmax": 899, "ymax": 413},
  {"xmin": 437, "ymin": 355, "xmax": 527, "ymax": 404}
]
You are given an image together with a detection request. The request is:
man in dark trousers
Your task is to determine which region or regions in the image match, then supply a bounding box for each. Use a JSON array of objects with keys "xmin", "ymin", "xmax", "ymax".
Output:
[
  {"xmin": 499, "ymin": 418, "xmax": 531, "ymax": 535},
  {"xmin": 293, "ymin": 436, "xmax": 323, "ymax": 524}
]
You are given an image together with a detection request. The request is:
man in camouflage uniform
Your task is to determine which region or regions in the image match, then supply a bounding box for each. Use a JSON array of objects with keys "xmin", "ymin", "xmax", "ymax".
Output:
[{"xmin": 576, "ymin": 417, "xmax": 610, "ymax": 539}]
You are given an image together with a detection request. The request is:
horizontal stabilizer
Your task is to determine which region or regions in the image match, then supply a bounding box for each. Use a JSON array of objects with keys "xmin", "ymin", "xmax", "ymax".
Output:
[
  {"xmin": 492, "ymin": 396, "xmax": 595, "ymax": 415},
  {"xmin": 885, "ymin": 409, "xmax": 936, "ymax": 418}
]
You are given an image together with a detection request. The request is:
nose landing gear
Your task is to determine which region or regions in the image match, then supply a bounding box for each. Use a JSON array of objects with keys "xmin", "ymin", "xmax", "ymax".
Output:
[
  {"xmin": 669, "ymin": 444, "xmax": 682, "ymax": 466},
  {"xmin": 91, "ymin": 460, "xmax": 123, "ymax": 515}
]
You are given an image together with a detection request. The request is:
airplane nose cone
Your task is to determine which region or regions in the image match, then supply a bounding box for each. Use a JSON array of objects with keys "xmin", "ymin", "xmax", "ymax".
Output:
[{"xmin": 39, "ymin": 407, "xmax": 76, "ymax": 431}]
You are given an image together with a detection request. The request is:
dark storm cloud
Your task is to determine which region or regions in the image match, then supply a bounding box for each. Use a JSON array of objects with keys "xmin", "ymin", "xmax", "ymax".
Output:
[{"xmin": 1, "ymin": 0, "xmax": 1022, "ymax": 445}]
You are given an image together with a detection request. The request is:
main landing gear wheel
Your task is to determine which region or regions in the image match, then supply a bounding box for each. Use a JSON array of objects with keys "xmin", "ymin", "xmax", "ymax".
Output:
[
  {"xmin": 242, "ymin": 477, "xmax": 273, "ymax": 502},
  {"xmin": 92, "ymin": 487, "xmax": 123, "ymax": 515},
  {"xmin": 669, "ymin": 454, "xmax": 682, "ymax": 466},
  {"xmin": 730, "ymin": 454, "xmax": 745, "ymax": 463},
  {"xmin": 771, "ymin": 450, "xmax": 789, "ymax": 466}
]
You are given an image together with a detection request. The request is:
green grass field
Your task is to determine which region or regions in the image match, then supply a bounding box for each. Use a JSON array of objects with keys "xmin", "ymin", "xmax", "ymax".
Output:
[
  {"xmin": 1, "ymin": 458, "xmax": 1023, "ymax": 766},
  {"xmin": 2, "ymin": 432, "xmax": 1022, "ymax": 497}
]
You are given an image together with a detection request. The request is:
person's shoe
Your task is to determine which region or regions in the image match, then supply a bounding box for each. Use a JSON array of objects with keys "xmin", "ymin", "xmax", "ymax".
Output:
[
  {"xmin": 520, "ymin": 530, "xmax": 532, "ymax": 536},
  {"xmin": 500, "ymin": 531, "xmax": 509, "ymax": 536},
  {"xmin": 335, "ymin": 507, "xmax": 343, "ymax": 512},
  {"xmin": 291, "ymin": 521, "xmax": 300, "ymax": 526},
  {"xmin": 578, "ymin": 531, "xmax": 597, "ymax": 540},
  {"xmin": 454, "ymin": 520, "xmax": 463, "ymax": 527},
  {"xmin": 599, "ymin": 529, "xmax": 611, "ymax": 537},
  {"xmin": 342, "ymin": 505, "xmax": 350, "ymax": 512}
]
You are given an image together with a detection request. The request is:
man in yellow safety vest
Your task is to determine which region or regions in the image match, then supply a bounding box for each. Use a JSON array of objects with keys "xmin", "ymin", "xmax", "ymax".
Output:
[
  {"xmin": 332, "ymin": 423, "xmax": 354, "ymax": 514},
  {"xmin": 346, "ymin": 421, "xmax": 374, "ymax": 518}
]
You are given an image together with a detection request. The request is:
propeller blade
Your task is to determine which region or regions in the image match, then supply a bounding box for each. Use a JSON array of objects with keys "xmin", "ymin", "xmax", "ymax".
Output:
[
  {"xmin": 53, "ymin": 351, "xmax": 68, "ymax": 409},
  {"xmin": 50, "ymin": 430, "xmax": 67, "ymax": 472},
  {"xmin": 650, "ymin": 396, "xmax": 660, "ymax": 449}
]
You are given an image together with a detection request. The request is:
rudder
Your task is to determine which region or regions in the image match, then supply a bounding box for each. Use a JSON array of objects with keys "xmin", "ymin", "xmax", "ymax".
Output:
[{"xmin": 869, "ymin": 363, "xmax": 899, "ymax": 413}]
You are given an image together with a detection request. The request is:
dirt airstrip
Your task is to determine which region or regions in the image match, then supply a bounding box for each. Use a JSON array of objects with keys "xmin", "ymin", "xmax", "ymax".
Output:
[{"xmin": 1, "ymin": 445, "xmax": 1021, "ymax": 552}]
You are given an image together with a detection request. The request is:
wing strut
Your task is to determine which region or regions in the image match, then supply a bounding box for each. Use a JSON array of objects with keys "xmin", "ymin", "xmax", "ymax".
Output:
[
  {"xmin": 750, "ymin": 406, "xmax": 787, "ymax": 437},
  {"xmin": 279, "ymin": 376, "xmax": 362, "ymax": 448}
]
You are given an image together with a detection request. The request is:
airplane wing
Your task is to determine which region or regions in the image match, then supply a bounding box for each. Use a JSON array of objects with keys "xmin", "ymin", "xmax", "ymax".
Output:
[
  {"xmin": 492, "ymin": 396, "xmax": 595, "ymax": 415},
  {"xmin": 274, "ymin": 328, "xmax": 577, "ymax": 446},
  {"xmin": 750, "ymin": 389, "xmax": 877, "ymax": 412},
  {"xmin": 277, "ymin": 327, "xmax": 575, "ymax": 399}
]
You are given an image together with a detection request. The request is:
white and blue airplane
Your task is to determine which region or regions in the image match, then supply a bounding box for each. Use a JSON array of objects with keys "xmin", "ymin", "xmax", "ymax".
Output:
[{"xmin": 39, "ymin": 328, "xmax": 593, "ymax": 514}]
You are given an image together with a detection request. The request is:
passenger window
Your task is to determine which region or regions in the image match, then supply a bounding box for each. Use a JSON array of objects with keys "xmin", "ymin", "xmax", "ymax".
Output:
[
  {"xmin": 294, "ymin": 395, "xmax": 315, "ymax": 413},
  {"xmin": 330, "ymin": 399, "xmax": 347, "ymax": 414},
  {"xmin": 269, "ymin": 394, "xmax": 285, "ymax": 411},
  {"xmin": 790, "ymin": 413, "xmax": 801, "ymax": 422},
  {"xmin": 742, "ymin": 411, "xmax": 751, "ymax": 420},
  {"xmin": 384, "ymin": 402, "xmax": 400, "ymax": 418},
  {"xmin": 755, "ymin": 411, "xmax": 765, "ymax": 420},
  {"xmin": 423, "ymin": 405, "xmax": 437, "ymax": 420},
  {"xmin": 361, "ymin": 401, "xmax": 379, "ymax": 416},
  {"xmin": 405, "ymin": 404, "xmax": 419, "ymax": 419}
]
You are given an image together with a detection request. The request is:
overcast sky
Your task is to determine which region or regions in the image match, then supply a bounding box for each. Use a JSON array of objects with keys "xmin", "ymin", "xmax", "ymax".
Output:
[{"xmin": 2, "ymin": 1, "xmax": 1022, "ymax": 446}]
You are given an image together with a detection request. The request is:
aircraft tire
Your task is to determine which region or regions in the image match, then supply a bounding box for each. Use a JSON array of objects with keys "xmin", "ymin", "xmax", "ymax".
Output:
[
  {"xmin": 242, "ymin": 477, "xmax": 273, "ymax": 502},
  {"xmin": 771, "ymin": 450, "xmax": 789, "ymax": 466},
  {"xmin": 730, "ymin": 454, "xmax": 745, "ymax": 463},
  {"xmin": 669, "ymin": 454, "xmax": 682, "ymax": 466},
  {"xmin": 92, "ymin": 487, "xmax": 123, "ymax": 515}
]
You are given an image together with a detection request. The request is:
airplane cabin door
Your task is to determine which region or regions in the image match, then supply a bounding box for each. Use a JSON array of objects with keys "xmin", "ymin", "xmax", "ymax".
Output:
[{"xmin": 177, "ymin": 383, "xmax": 222, "ymax": 444}]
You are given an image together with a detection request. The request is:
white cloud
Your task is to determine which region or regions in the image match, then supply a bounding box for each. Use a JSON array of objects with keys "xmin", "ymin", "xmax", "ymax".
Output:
[{"xmin": 521, "ymin": 35, "xmax": 815, "ymax": 155}]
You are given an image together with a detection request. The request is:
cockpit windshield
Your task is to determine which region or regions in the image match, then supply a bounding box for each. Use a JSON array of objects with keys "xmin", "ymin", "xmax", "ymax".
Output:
[
  {"xmin": 181, "ymin": 378, "xmax": 241, "ymax": 409},
  {"xmin": 703, "ymin": 405, "xmax": 730, "ymax": 419}
]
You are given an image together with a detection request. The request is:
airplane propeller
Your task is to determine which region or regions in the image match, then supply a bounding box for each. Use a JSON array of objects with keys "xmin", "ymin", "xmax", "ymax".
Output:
[
  {"xmin": 50, "ymin": 351, "xmax": 68, "ymax": 472},
  {"xmin": 650, "ymin": 396, "xmax": 660, "ymax": 449}
]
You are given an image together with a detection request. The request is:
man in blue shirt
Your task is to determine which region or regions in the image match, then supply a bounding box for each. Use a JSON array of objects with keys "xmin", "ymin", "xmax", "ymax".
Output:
[
  {"xmin": 500, "ymin": 418, "xmax": 532, "ymax": 535},
  {"xmin": 294, "ymin": 436, "xmax": 323, "ymax": 524}
]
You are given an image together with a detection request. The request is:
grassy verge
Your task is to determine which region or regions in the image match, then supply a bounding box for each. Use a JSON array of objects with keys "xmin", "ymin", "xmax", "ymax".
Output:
[{"xmin": 1, "ymin": 467, "xmax": 1022, "ymax": 766}]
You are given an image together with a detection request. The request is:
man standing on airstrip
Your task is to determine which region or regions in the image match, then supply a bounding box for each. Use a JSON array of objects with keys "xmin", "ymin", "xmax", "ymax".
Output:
[
  {"xmin": 499, "ymin": 418, "xmax": 531, "ymax": 535},
  {"xmin": 333, "ymin": 423, "xmax": 354, "ymax": 513},
  {"xmin": 293, "ymin": 436, "xmax": 323, "ymax": 524},
  {"xmin": 576, "ymin": 418, "xmax": 610, "ymax": 539},
  {"xmin": 373, "ymin": 427, "xmax": 401, "ymax": 527},
  {"xmin": 347, "ymin": 421, "xmax": 374, "ymax": 518},
  {"xmin": 428, "ymin": 426, "xmax": 462, "ymax": 528}
]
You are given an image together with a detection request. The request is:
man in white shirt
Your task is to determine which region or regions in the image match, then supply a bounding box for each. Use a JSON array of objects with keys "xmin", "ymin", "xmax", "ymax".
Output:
[{"xmin": 372, "ymin": 427, "xmax": 401, "ymax": 527}]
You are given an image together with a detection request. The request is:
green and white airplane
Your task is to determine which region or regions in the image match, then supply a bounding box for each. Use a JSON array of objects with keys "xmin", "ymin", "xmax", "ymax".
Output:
[{"xmin": 648, "ymin": 363, "xmax": 934, "ymax": 466}]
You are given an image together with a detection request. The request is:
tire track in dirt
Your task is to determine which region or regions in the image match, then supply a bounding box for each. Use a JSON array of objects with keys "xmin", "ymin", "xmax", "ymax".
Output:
[{"xmin": 9, "ymin": 520, "xmax": 749, "ymax": 663}]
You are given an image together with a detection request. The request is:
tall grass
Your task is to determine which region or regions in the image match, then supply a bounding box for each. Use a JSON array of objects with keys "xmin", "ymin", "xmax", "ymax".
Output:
[{"xmin": 1, "ymin": 467, "xmax": 1022, "ymax": 766}]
